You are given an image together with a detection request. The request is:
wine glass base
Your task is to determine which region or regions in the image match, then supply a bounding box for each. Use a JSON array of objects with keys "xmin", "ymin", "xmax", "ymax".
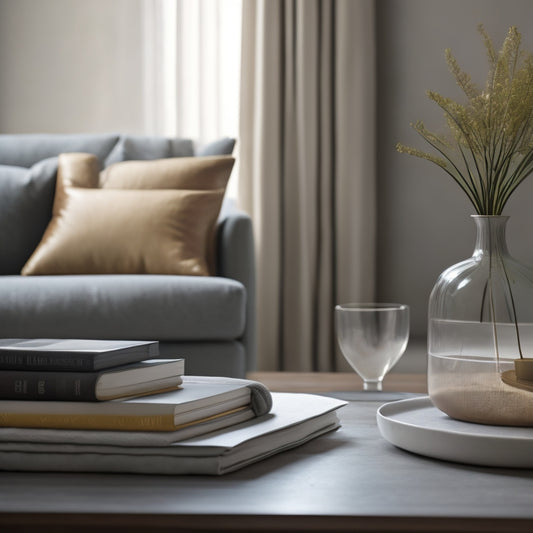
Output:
[{"xmin": 363, "ymin": 381, "xmax": 383, "ymax": 392}]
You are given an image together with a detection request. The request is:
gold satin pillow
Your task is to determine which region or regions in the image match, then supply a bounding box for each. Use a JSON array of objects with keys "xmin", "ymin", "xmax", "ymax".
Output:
[
  {"xmin": 52, "ymin": 152, "xmax": 100, "ymax": 216},
  {"xmin": 51, "ymin": 152, "xmax": 234, "ymax": 214},
  {"xmin": 100, "ymin": 155, "xmax": 235, "ymax": 191},
  {"xmin": 21, "ymin": 153, "xmax": 234, "ymax": 276}
]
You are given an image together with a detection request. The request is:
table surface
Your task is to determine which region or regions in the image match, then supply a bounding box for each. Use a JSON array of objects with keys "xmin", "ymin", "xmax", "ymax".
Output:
[
  {"xmin": 1, "ymin": 372, "xmax": 533, "ymax": 533},
  {"xmin": 247, "ymin": 370, "xmax": 428, "ymax": 394}
]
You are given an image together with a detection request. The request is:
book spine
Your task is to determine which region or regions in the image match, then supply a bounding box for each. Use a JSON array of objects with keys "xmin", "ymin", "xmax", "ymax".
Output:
[
  {"xmin": 0, "ymin": 371, "xmax": 99, "ymax": 401},
  {"xmin": 0, "ymin": 352, "xmax": 95, "ymax": 371}
]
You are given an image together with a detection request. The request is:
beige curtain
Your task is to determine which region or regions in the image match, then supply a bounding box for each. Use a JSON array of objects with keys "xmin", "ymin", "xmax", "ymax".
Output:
[{"xmin": 239, "ymin": 0, "xmax": 376, "ymax": 371}]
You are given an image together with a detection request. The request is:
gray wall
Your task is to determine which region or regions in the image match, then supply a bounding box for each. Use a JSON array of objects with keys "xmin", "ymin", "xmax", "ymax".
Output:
[
  {"xmin": 0, "ymin": 0, "xmax": 145, "ymax": 134},
  {"xmin": 377, "ymin": 0, "xmax": 533, "ymax": 341},
  {"xmin": 2, "ymin": 0, "xmax": 533, "ymax": 351}
]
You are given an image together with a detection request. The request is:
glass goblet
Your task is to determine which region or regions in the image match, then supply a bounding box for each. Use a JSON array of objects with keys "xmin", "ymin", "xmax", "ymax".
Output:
[{"xmin": 335, "ymin": 303, "xmax": 410, "ymax": 391}]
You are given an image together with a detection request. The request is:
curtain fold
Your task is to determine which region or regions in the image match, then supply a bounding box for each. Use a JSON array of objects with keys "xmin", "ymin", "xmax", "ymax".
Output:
[{"xmin": 239, "ymin": 0, "xmax": 376, "ymax": 371}]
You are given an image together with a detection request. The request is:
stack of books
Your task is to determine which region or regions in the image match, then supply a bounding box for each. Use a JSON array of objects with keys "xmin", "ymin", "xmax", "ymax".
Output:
[
  {"xmin": 0, "ymin": 338, "xmax": 263, "ymax": 432},
  {"xmin": 0, "ymin": 338, "xmax": 182, "ymax": 403},
  {"xmin": 0, "ymin": 339, "xmax": 347, "ymax": 475}
]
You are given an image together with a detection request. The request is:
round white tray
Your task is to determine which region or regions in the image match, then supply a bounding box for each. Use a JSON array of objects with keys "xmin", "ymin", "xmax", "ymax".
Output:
[{"xmin": 377, "ymin": 396, "xmax": 533, "ymax": 468}]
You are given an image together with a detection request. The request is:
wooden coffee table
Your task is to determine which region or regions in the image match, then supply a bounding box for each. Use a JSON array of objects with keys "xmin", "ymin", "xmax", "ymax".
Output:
[
  {"xmin": 1, "ymin": 372, "xmax": 533, "ymax": 532},
  {"xmin": 247, "ymin": 371, "xmax": 428, "ymax": 394}
]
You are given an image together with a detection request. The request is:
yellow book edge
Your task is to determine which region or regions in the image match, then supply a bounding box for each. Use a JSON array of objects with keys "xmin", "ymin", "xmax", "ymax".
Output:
[{"xmin": 0, "ymin": 405, "xmax": 249, "ymax": 432}]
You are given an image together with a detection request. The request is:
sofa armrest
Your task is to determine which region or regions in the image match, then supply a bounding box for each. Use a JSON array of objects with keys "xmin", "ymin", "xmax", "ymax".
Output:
[{"xmin": 216, "ymin": 198, "xmax": 256, "ymax": 371}]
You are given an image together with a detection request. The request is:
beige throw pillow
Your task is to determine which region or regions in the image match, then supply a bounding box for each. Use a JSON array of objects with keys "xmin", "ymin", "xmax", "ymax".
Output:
[
  {"xmin": 100, "ymin": 155, "xmax": 235, "ymax": 191},
  {"xmin": 21, "ymin": 153, "xmax": 234, "ymax": 276}
]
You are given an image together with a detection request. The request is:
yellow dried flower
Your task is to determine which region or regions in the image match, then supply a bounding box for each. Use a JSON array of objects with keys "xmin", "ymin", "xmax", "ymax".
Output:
[{"xmin": 398, "ymin": 25, "xmax": 533, "ymax": 215}]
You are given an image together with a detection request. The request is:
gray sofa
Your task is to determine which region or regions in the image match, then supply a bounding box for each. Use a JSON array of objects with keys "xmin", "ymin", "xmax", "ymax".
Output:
[{"xmin": 0, "ymin": 133, "xmax": 255, "ymax": 377}]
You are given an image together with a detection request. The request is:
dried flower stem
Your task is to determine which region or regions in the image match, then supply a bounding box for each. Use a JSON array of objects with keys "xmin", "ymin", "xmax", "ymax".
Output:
[{"xmin": 397, "ymin": 25, "xmax": 533, "ymax": 215}]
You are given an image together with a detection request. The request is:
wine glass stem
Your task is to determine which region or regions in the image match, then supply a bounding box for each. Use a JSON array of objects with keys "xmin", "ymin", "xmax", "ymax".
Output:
[{"xmin": 363, "ymin": 380, "xmax": 383, "ymax": 392}]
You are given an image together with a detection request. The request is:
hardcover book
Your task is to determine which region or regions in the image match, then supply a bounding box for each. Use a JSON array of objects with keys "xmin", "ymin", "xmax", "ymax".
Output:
[
  {"xmin": 0, "ymin": 376, "xmax": 273, "ymax": 431},
  {"xmin": 0, "ymin": 338, "xmax": 159, "ymax": 371},
  {"xmin": 0, "ymin": 392, "xmax": 346, "ymax": 475},
  {"xmin": 0, "ymin": 358, "xmax": 184, "ymax": 401}
]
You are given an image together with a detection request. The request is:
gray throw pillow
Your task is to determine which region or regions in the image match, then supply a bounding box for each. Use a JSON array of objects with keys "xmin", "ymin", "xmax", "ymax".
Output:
[
  {"xmin": 0, "ymin": 157, "xmax": 58, "ymax": 274},
  {"xmin": 104, "ymin": 136, "xmax": 195, "ymax": 166},
  {"xmin": 0, "ymin": 134, "xmax": 119, "ymax": 168},
  {"xmin": 197, "ymin": 137, "xmax": 236, "ymax": 156}
]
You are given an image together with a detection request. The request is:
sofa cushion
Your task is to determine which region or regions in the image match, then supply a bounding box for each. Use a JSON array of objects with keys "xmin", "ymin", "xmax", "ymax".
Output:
[
  {"xmin": 0, "ymin": 275, "xmax": 245, "ymax": 341},
  {"xmin": 102, "ymin": 136, "xmax": 235, "ymax": 167},
  {"xmin": 22, "ymin": 153, "xmax": 234, "ymax": 277},
  {"xmin": 100, "ymin": 155, "xmax": 235, "ymax": 274},
  {"xmin": 196, "ymin": 137, "xmax": 236, "ymax": 157},
  {"xmin": 0, "ymin": 134, "xmax": 235, "ymax": 168},
  {"xmin": 0, "ymin": 157, "xmax": 58, "ymax": 274},
  {"xmin": 104, "ymin": 135, "xmax": 195, "ymax": 167},
  {"xmin": 158, "ymin": 341, "xmax": 246, "ymax": 377},
  {"xmin": 100, "ymin": 155, "xmax": 235, "ymax": 190},
  {"xmin": 21, "ymin": 188, "xmax": 226, "ymax": 276},
  {"xmin": 0, "ymin": 134, "xmax": 119, "ymax": 168}
]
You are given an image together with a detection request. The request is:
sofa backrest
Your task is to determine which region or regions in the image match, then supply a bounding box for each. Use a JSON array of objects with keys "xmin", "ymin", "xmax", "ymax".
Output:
[
  {"xmin": 0, "ymin": 134, "xmax": 121, "ymax": 168},
  {"xmin": 0, "ymin": 134, "xmax": 235, "ymax": 275}
]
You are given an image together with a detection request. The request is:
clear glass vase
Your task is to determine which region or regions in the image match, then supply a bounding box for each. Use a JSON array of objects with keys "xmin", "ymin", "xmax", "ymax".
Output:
[{"xmin": 428, "ymin": 215, "xmax": 533, "ymax": 426}]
